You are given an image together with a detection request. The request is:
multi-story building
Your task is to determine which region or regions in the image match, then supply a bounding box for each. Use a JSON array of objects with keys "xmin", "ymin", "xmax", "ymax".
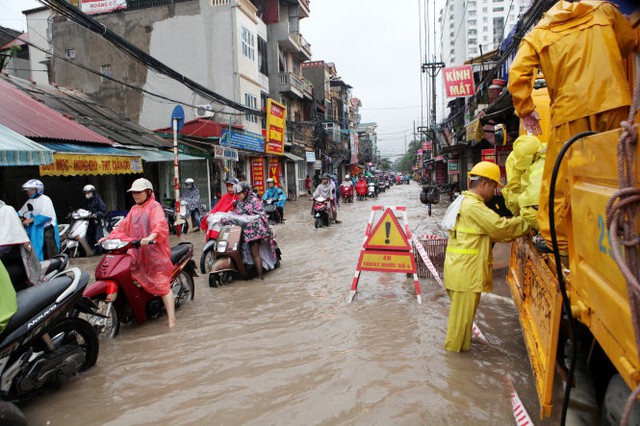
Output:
[{"xmin": 438, "ymin": 0, "xmax": 530, "ymax": 67}]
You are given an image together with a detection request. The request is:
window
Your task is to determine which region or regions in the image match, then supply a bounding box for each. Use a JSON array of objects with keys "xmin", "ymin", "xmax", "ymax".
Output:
[
  {"xmin": 257, "ymin": 36, "xmax": 268, "ymax": 75},
  {"xmin": 244, "ymin": 92, "xmax": 258, "ymax": 123},
  {"xmin": 494, "ymin": 6, "xmax": 504, "ymax": 12},
  {"xmin": 65, "ymin": 48, "xmax": 75, "ymax": 59},
  {"xmin": 241, "ymin": 27, "xmax": 255, "ymax": 61},
  {"xmin": 100, "ymin": 64, "xmax": 112, "ymax": 83}
]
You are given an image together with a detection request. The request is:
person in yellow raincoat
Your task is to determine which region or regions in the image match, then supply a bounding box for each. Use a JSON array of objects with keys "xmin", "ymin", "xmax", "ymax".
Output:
[
  {"xmin": 502, "ymin": 135, "xmax": 546, "ymax": 230},
  {"xmin": 508, "ymin": 0, "xmax": 639, "ymax": 255},
  {"xmin": 443, "ymin": 162, "xmax": 530, "ymax": 352}
]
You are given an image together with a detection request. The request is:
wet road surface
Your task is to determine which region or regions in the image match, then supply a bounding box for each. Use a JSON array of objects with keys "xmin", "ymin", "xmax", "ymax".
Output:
[{"xmin": 20, "ymin": 182, "xmax": 562, "ymax": 425}]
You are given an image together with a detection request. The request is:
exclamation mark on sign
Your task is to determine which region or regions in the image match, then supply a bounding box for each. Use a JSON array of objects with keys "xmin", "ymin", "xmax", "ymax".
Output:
[{"xmin": 385, "ymin": 222, "xmax": 391, "ymax": 244}]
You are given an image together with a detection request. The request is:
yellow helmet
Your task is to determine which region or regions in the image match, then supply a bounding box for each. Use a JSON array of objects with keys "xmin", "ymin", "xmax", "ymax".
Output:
[{"xmin": 468, "ymin": 161, "xmax": 503, "ymax": 187}]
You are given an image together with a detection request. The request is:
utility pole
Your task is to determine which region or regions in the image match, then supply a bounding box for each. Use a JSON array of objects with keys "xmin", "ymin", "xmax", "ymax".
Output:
[{"xmin": 421, "ymin": 59, "xmax": 445, "ymax": 157}]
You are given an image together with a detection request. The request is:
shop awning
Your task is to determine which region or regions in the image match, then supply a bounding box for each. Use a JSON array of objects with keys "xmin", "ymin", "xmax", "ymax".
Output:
[
  {"xmin": 128, "ymin": 148, "xmax": 204, "ymax": 162},
  {"xmin": 0, "ymin": 124, "xmax": 54, "ymax": 166},
  {"xmin": 283, "ymin": 152, "xmax": 304, "ymax": 162},
  {"xmin": 38, "ymin": 142, "xmax": 143, "ymax": 176}
]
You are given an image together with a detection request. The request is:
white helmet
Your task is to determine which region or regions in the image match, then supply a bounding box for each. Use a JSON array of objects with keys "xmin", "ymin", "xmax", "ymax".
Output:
[
  {"xmin": 345, "ymin": 174, "xmax": 350, "ymax": 179},
  {"xmin": 127, "ymin": 178, "xmax": 153, "ymax": 192},
  {"xmin": 83, "ymin": 184, "xmax": 96, "ymax": 193},
  {"xmin": 266, "ymin": 178, "xmax": 275, "ymax": 184},
  {"xmin": 185, "ymin": 178, "xmax": 195, "ymax": 184},
  {"xmin": 22, "ymin": 179, "xmax": 44, "ymax": 195}
]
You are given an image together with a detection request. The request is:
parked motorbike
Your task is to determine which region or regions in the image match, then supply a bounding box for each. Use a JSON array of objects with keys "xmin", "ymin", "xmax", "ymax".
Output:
[
  {"xmin": 208, "ymin": 217, "xmax": 281, "ymax": 287},
  {"xmin": 0, "ymin": 267, "xmax": 99, "ymax": 403},
  {"xmin": 263, "ymin": 198, "xmax": 282, "ymax": 224},
  {"xmin": 340, "ymin": 184, "xmax": 354, "ymax": 203},
  {"xmin": 60, "ymin": 209, "xmax": 124, "ymax": 258},
  {"xmin": 1, "ymin": 245, "xmax": 69, "ymax": 292},
  {"xmin": 164, "ymin": 204, "xmax": 189, "ymax": 235},
  {"xmin": 312, "ymin": 196, "xmax": 331, "ymax": 229},
  {"xmin": 81, "ymin": 239, "xmax": 197, "ymax": 338}
]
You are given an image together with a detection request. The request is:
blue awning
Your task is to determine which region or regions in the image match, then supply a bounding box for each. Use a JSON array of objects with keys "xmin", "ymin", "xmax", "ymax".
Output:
[
  {"xmin": 39, "ymin": 142, "xmax": 138, "ymax": 156},
  {"xmin": 0, "ymin": 124, "xmax": 54, "ymax": 166}
]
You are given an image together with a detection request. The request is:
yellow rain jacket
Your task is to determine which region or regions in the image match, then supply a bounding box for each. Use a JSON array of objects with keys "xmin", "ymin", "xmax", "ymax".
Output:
[
  {"xmin": 444, "ymin": 191, "xmax": 530, "ymax": 294},
  {"xmin": 519, "ymin": 149, "xmax": 546, "ymax": 231},
  {"xmin": 502, "ymin": 135, "xmax": 543, "ymax": 216},
  {"xmin": 508, "ymin": 0, "xmax": 639, "ymax": 127}
]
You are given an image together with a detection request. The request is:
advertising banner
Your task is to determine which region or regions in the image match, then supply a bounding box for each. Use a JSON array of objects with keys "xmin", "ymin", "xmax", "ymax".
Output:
[
  {"xmin": 422, "ymin": 141, "xmax": 433, "ymax": 150},
  {"xmin": 268, "ymin": 157, "xmax": 282, "ymax": 186},
  {"xmin": 221, "ymin": 129, "xmax": 265, "ymax": 153},
  {"xmin": 265, "ymin": 99, "xmax": 286, "ymax": 155},
  {"xmin": 80, "ymin": 0, "xmax": 127, "ymax": 15},
  {"xmin": 443, "ymin": 65, "xmax": 475, "ymax": 98},
  {"xmin": 40, "ymin": 153, "xmax": 142, "ymax": 176},
  {"xmin": 350, "ymin": 131, "xmax": 359, "ymax": 164},
  {"xmin": 251, "ymin": 157, "xmax": 266, "ymax": 196}
]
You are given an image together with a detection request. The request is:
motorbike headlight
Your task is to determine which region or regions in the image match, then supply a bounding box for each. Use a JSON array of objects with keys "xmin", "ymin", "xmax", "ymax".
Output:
[
  {"xmin": 217, "ymin": 241, "xmax": 228, "ymax": 253},
  {"xmin": 102, "ymin": 239, "xmax": 126, "ymax": 250}
]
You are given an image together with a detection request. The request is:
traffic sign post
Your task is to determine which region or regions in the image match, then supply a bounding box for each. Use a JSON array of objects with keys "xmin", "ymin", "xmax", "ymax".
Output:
[
  {"xmin": 171, "ymin": 105, "xmax": 185, "ymax": 237},
  {"xmin": 348, "ymin": 206, "xmax": 422, "ymax": 304}
]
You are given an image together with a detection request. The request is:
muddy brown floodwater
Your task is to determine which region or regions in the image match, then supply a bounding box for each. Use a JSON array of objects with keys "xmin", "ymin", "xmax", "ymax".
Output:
[{"xmin": 20, "ymin": 183, "xmax": 562, "ymax": 425}]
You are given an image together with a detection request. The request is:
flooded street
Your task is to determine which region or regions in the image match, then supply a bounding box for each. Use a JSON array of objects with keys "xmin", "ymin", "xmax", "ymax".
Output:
[{"xmin": 21, "ymin": 183, "xmax": 558, "ymax": 425}]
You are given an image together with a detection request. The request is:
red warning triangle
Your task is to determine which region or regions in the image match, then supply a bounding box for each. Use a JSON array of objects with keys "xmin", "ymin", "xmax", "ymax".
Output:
[{"xmin": 363, "ymin": 208, "xmax": 410, "ymax": 251}]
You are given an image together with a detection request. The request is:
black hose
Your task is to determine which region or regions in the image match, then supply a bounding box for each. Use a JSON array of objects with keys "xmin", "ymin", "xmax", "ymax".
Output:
[{"xmin": 548, "ymin": 130, "xmax": 597, "ymax": 425}]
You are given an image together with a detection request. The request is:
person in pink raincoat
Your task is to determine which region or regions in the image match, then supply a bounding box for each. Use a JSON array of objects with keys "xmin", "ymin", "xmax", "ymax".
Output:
[{"xmin": 105, "ymin": 178, "xmax": 176, "ymax": 327}]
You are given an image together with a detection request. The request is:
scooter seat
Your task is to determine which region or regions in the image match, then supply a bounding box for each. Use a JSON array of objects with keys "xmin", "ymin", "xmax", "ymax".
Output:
[
  {"xmin": 170, "ymin": 243, "xmax": 192, "ymax": 265},
  {"xmin": 1, "ymin": 274, "xmax": 80, "ymax": 338}
]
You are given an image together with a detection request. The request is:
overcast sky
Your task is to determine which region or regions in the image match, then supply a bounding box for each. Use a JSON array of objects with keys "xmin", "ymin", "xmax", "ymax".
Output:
[{"xmin": 0, "ymin": 0, "xmax": 444, "ymax": 159}]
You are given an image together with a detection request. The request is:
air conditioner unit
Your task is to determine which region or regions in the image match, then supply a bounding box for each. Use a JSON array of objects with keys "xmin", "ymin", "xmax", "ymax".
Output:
[{"xmin": 195, "ymin": 104, "xmax": 215, "ymax": 118}]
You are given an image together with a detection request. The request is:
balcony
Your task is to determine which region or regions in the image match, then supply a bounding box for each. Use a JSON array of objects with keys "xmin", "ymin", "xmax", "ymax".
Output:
[
  {"xmin": 282, "ymin": 0, "xmax": 310, "ymax": 18},
  {"xmin": 277, "ymin": 72, "xmax": 313, "ymax": 100},
  {"xmin": 277, "ymin": 26, "xmax": 312, "ymax": 61}
]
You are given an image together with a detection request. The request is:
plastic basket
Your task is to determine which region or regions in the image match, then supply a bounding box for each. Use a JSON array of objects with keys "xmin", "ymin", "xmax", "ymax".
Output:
[{"xmin": 414, "ymin": 235, "xmax": 448, "ymax": 279}]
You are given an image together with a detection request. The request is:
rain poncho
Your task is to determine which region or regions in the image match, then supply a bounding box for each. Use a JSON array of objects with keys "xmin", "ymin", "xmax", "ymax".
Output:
[
  {"xmin": 443, "ymin": 191, "xmax": 530, "ymax": 352},
  {"xmin": 263, "ymin": 186, "xmax": 286, "ymax": 209},
  {"xmin": 201, "ymin": 191, "xmax": 237, "ymax": 230},
  {"xmin": 313, "ymin": 182, "xmax": 333, "ymax": 199},
  {"xmin": 519, "ymin": 151, "xmax": 545, "ymax": 231},
  {"xmin": 181, "ymin": 185, "xmax": 201, "ymax": 212},
  {"xmin": 0, "ymin": 260, "xmax": 17, "ymax": 334},
  {"xmin": 18, "ymin": 194, "xmax": 60, "ymax": 261},
  {"xmin": 109, "ymin": 193, "xmax": 172, "ymax": 296},
  {"xmin": 502, "ymin": 135, "xmax": 544, "ymax": 216}
]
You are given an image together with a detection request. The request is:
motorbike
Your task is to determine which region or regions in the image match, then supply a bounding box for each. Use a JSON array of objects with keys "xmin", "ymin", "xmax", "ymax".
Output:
[
  {"xmin": 377, "ymin": 180, "xmax": 386, "ymax": 193},
  {"xmin": 263, "ymin": 198, "xmax": 282, "ymax": 224},
  {"xmin": 355, "ymin": 181, "xmax": 368, "ymax": 201},
  {"xmin": 1, "ymin": 245, "xmax": 69, "ymax": 292},
  {"xmin": 60, "ymin": 209, "xmax": 124, "ymax": 258},
  {"xmin": 200, "ymin": 212, "xmax": 225, "ymax": 274},
  {"xmin": 312, "ymin": 196, "xmax": 332, "ymax": 229},
  {"xmin": 384, "ymin": 179, "xmax": 390, "ymax": 190},
  {"xmin": 208, "ymin": 216, "xmax": 281, "ymax": 287},
  {"xmin": 0, "ymin": 267, "xmax": 99, "ymax": 403},
  {"xmin": 367, "ymin": 181, "xmax": 377, "ymax": 198},
  {"xmin": 81, "ymin": 239, "xmax": 197, "ymax": 338},
  {"xmin": 340, "ymin": 184, "xmax": 354, "ymax": 203},
  {"xmin": 164, "ymin": 204, "xmax": 189, "ymax": 235}
]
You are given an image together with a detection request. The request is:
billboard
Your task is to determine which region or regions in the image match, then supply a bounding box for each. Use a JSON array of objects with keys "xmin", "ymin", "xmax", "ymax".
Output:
[
  {"xmin": 251, "ymin": 157, "xmax": 266, "ymax": 196},
  {"xmin": 265, "ymin": 98, "xmax": 286, "ymax": 155},
  {"xmin": 443, "ymin": 65, "xmax": 475, "ymax": 98},
  {"xmin": 80, "ymin": 0, "xmax": 127, "ymax": 15}
]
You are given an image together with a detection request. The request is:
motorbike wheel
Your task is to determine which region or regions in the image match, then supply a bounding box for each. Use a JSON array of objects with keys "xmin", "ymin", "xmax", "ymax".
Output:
[
  {"xmin": 173, "ymin": 271, "xmax": 195, "ymax": 307},
  {"xmin": 48, "ymin": 318, "xmax": 99, "ymax": 371},
  {"xmin": 80, "ymin": 300, "xmax": 120, "ymax": 339},
  {"xmin": 315, "ymin": 217, "xmax": 321, "ymax": 229},
  {"xmin": 179, "ymin": 221, "xmax": 189, "ymax": 235},
  {"xmin": 0, "ymin": 402, "xmax": 27, "ymax": 426},
  {"xmin": 209, "ymin": 272, "xmax": 220, "ymax": 288},
  {"xmin": 200, "ymin": 249, "xmax": 215, "ymax": 274}
]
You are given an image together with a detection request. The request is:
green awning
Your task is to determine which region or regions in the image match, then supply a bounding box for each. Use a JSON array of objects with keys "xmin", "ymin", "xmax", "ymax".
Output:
[{"xmin": 0, "ymin": 124, "xmax": 54, "ymax": 166}]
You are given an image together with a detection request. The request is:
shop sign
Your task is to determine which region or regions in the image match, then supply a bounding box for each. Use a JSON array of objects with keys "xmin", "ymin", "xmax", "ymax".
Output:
[
  {"xmin": 40, "ymin": 153, "xmax": 142, "ymax": 177},
  {"xmin": 268, "ymin": 157, "xmax": 282, "ymax": 186},
  {"xmin": 448, "ymin": 161, "xmax": 459, "ymax": 174},
  {"xmin": 306, "ymin": 151, "xmax": 316, "ymax": 162},
  {"xmin": 443, "ymin": 65, "xmax": 475, "ymax": 98},
  {"xmin": 221, "ymin": 129, "xmax": 265, "ymax": 153},
  {"xmin": 213, "ymin": 146, "xmax": 239, "ymax": 162},
  {"xmin": 417, "ymin": 149, "xmax": 423, "ymax": 155},
  {"xmin": 350, "ymin": 132, "xmax": 359, "ymax": 164},
  {"xmin": 313, "ymin": 160, "xmax": 322, "ymax": 170},
  {"xmin": 265, "ymin": 99, "xmax": 286, "ymax": 155},
  {"xmin": 422, "ymin": 142, "xmax": 432, "ymax": 150},
  {"xmin": 251, "ymin": 157, "xmax": 266, "ymax": 196},
  {"xmin": 80, "ymin": 0, "xmax": 127, "ymax": 15}
]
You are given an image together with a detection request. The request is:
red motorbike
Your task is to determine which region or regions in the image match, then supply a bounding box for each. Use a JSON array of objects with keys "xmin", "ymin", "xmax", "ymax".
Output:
[
  {"xmin": 82, "ymin": 239, "xmax": 197, "ymax": 338},
  {"xmin": 340, "ymin": 184, "xmax": 354, "ymax": 203}
]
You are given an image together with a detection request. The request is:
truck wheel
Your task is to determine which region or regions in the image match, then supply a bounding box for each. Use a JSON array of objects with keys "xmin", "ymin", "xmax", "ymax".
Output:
[{"xmin": 601, "ymin": 374, "xmax": 640, "ymax": 425}]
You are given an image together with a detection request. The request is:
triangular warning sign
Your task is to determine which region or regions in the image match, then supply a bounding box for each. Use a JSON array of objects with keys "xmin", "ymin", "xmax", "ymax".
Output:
[{"xmin": 363, "ymin": 208, "xmax": 411, "ymax": 251}]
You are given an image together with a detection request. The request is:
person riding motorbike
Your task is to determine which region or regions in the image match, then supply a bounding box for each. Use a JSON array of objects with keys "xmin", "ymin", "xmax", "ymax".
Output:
[
  {"xmin": 341, "ymin": 175, "xmax": 354, "ymax": 202},
  {"xmin": 230, "ymin": 182, "xmax": 276, "ymax": 280},
  {"xmin": 18, "ymin": 179, "xmax": 60, "ymax": 261},
  {"xmin": 313, "ymin": 174, "xmax": 341, "ymax": 223},
  {"xmin": 262, "ymin": 178, "xmax": 286, "ymax": 223},
  {"xmin": 200, "ymin": 178, "xmax": 239, "ymax": 231},
  {"xmin": 181, "ymin": 178, "xmax": 201, "ymax": 233},
  {"xmin": 82, "ymin": 184, "xmax": 107, "ymax": 254},
  {"xmin": 102, "ymin": 178, "xmax": 176, "ymax": 327}
]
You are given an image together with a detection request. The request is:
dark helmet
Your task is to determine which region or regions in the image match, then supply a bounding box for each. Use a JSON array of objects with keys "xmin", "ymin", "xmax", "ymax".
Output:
[
  {"xmin": 322, "ymin": 173, "xmax": 330, "ymax": 180},
  {"xmin": 225, "ymin": 177, "xmax": 239, "ymax": 186},
  {"xmin": 233, "ymin": 181, "xmax": 252, "ymax": 195}
]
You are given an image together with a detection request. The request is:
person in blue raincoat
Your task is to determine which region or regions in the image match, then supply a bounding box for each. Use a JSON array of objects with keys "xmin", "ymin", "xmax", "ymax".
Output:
[
  {"xmin": 18, "ymin": 180, "xmax": 60, "ymax": 261},
  {"xmin": 262, "ymin": 178, "xmax": 286, "ymax": 223}
]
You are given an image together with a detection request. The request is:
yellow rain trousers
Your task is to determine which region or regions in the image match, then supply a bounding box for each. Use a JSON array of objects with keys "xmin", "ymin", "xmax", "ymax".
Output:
[
  {"xmin": 443, "ymin": 191, "xmax": 530, "ymax": 352},
  {"xmin": 508, "ymin": 0, "xmax": 639, "ymax": 253}
]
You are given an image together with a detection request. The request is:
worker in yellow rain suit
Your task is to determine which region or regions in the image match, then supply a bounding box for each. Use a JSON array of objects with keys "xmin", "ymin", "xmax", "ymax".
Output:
[
  {"xmin": 443, "ymin": 162, "xmax": 530, "ymax": 352},
  {"xmin": 502, "ymin": 135, "xmax": 546, "ymax": 230},
  {"xmin": 508, "ymin": 0, "xmax": 639, "ymax": 255}
]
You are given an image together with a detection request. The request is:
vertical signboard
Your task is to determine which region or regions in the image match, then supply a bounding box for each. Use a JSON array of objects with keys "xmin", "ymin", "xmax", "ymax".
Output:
[
  {"xmin": 443, "ymin": 65, "xmax": 475, "ymax": 98},
  {"xmin": 350, "ymin": 131, "xmax": 359, "ymax": 164},
  {"xmin": 268, "ymin": 157, "xmax": 282, "ymax": 186},
  {"xmin": 266, "ymin": 99, "xmax": 286, "ymax": 155},
  {"xmin": 251, "ymin": 157, "xmax": 266, "ymax": 196}
]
